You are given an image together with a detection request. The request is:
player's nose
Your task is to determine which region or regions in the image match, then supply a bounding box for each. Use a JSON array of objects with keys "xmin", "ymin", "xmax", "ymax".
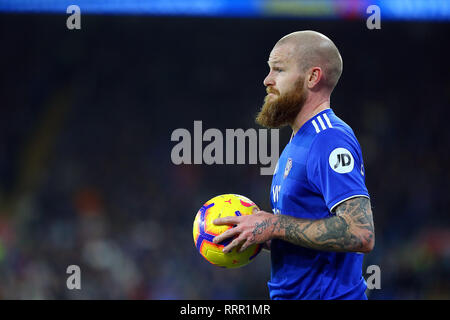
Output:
[{"xmin": 263, "ymin": 72, "xmax": 275, "ymax": 87}]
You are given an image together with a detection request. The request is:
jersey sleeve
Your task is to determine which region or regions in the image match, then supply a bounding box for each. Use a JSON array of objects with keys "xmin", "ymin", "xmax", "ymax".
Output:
[{"xmin": 306, "ymin": 128, "xmax": 369, "ymax": 213}]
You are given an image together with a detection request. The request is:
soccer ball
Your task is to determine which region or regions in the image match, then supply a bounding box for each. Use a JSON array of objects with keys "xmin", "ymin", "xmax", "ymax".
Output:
[{"xmin": 193, "ymin": 194, "xmax": 262, "ymax": 268}]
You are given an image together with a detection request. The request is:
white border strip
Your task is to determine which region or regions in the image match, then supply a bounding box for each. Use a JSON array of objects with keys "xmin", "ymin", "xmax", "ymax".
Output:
[{"xmin": 330, "ymin": 195, "xmax": 370, "ymax": 213}]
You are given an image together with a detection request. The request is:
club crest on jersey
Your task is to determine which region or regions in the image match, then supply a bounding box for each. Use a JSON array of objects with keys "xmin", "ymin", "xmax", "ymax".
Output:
[{"xmin": 284, "ymin": 158, "xmax": 292, "ymax": 179}]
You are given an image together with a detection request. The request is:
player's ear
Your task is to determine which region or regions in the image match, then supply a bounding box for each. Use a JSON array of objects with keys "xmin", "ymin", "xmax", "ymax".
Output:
[{"xmin": 306, "ymin": 67, "xmax": 322, "ymax": 89}]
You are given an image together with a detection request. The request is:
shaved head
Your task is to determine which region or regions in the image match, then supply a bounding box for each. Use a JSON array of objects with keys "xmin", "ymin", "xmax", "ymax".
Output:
[
  {"xmin": 257, "ymin": 30, "xmax": 342, "ymax": 129},
  {"xmin": 276, "ymin": 30, "xmax": 343, "ymax": 92}
]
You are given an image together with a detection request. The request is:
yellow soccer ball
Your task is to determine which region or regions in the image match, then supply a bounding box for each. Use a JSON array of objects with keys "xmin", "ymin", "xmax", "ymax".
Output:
[{"xmin": 193, "ymin": 194, "xmax": 262, "ymax": 268}]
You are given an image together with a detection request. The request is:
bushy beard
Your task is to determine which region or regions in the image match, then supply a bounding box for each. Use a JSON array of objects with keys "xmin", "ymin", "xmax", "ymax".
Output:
[{"xmin": 255, "ymin": 78, "xmax": 307, "ymax": 129}]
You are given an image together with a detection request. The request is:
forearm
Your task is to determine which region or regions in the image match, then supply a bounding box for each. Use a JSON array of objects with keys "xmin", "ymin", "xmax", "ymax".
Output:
[
  {"xmin": 258, "ymin": 197, "xmax": 374, "ymax": 253},
  {"xmin": 214, "ymin": 197, "xmax": 374, "ymax": 254},
  {"xmin": 271, "ymin": 214, "xmax": 364, "ymax": 252}
]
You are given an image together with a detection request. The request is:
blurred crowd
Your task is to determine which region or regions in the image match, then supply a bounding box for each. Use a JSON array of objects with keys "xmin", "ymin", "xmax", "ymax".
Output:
[{"xmin": 0, "ymin": 15, "xmax": 449, "ymax": 299}]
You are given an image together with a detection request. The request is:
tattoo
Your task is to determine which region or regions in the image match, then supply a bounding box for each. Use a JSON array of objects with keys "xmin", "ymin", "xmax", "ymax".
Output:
[
  {"xmin": 272, "ymin": 197, "xmax": 374, "ymax": 253},
  {"xmin": 252, "ymin": 219, "xmax": 272, "ymax": 238},
  {"xmin": 250, "ymin": 218, "xmax": 276, "ymax": 243}
]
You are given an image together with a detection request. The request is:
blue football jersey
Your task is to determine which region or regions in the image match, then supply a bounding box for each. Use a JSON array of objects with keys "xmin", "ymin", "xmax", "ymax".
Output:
[{"xmin": 268, "ymin": 108, "xmax": 370, "ymax": 300}]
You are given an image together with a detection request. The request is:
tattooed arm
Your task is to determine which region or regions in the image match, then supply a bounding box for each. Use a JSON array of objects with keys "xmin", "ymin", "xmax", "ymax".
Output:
[
  {"xmin": 271, "ymin": 197, "xmax": 374, "ymax": 253},
  {"xmin": 213, "ymin": 197, "xmax": 374, "ymax": 254}
]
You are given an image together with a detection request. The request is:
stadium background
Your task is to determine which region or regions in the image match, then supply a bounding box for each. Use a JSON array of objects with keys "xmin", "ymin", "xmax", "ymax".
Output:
[{"xmin": 0, "ymin": 0, "xmax": 449, "ymax": 299}]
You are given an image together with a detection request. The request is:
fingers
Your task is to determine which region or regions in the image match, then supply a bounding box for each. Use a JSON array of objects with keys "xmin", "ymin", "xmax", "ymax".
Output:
[
  {"xmin": 212, "ymin": 213, "xmax": 259, "ymax": 253},
  {"xmin": 222, "ymin": 236, "xmax": 245, "ymax": 253},
  {"xmin": 239, "ymin": 239, "xmax": 252, "ymax": 253},
  {"xmin": 212, "ymin": 227, "xmax": 240, "ymax": 245},
  {"xmin": 213, "ymin": 216, "xmax": 239, "ymax": 226}
]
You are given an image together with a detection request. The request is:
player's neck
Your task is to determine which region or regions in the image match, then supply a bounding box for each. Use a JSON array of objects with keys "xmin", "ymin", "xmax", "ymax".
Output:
[{"xmin": 291, "ymin": 99, "xmax": 330, "ymax": 135}]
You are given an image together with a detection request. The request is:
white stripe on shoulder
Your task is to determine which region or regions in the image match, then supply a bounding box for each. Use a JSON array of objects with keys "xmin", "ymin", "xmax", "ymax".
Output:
[
  {"xmin": 311, "ymin": 119, "xmax": 320, "ymax": 133},
  {"xmin": 322, "ymin": 113, "xmax": 333, "ymax": 128},
  {"xmin": 311, "ymin": 120, "xmax": 320, "ymax": 133},
  {"xmin": 317, "ymin": 115, "xmax": 327, "ymax": 130}
]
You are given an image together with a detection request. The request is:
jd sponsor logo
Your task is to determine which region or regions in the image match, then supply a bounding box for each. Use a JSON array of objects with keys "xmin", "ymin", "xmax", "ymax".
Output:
[{"xmin": 329, "ymin": 147, "xmax": 354, "ymax": 174}]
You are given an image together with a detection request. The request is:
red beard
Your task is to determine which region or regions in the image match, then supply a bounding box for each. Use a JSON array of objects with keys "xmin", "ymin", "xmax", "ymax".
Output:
[{"xmin": 255, "ymin": 77, "xmax": 307, "ymax": 128}]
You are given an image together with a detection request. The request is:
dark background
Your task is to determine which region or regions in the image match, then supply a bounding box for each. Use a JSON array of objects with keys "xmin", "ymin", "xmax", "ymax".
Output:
[{"xmin": 0, "ymin": 14, "xmax": 449, "ymax": 299}]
